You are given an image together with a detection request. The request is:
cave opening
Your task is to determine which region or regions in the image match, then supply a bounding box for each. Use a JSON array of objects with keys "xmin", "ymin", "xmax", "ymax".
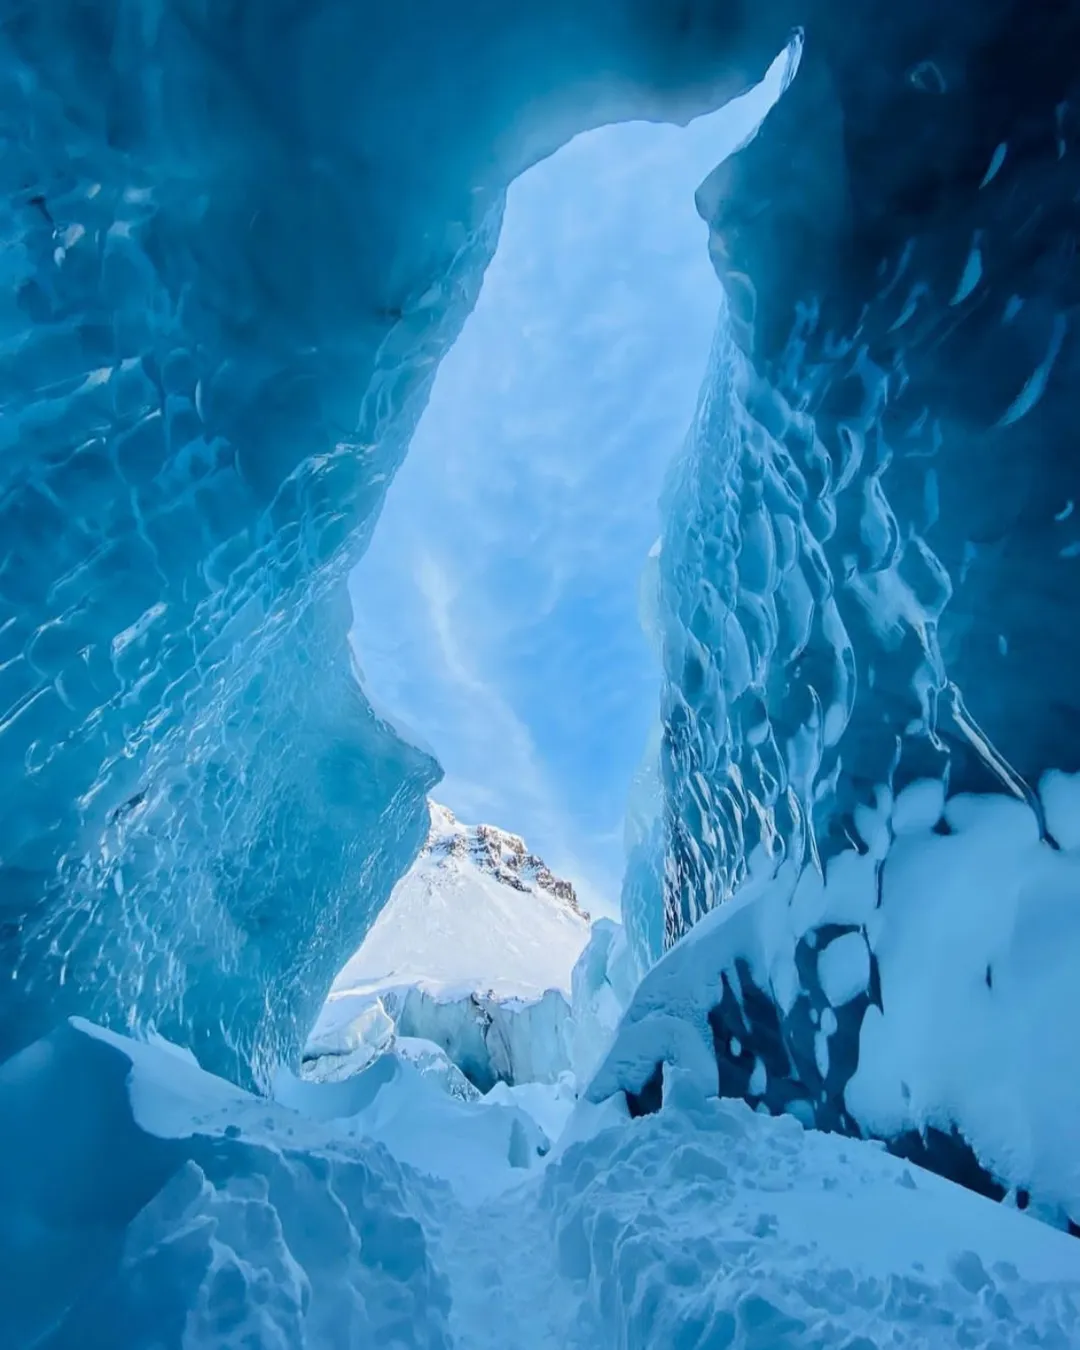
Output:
[
  {"xmin": 4, "ymin": 4, "xmax": 1080, "ymax": 1343},
  {"xmin": 343, "ymin": 61, "xmax": 787, "ymax": 922}
]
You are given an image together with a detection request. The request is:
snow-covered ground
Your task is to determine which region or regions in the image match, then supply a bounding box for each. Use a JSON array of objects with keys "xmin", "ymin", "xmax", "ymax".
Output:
[
  {"xmin": 451, "ymin": 1077, "xmax": 1080, "ymax": 1350},
  {"xmin": 5, "ymin": 789, "xmax": 1080, "ymax": 1346},
  {"xmin": 5, "ymin": 1017, "xmax": 1077, "ymax": 1348},
  {"xmin": 304, "ymin": 803, "xmax": 593, "ymax": 1089}
]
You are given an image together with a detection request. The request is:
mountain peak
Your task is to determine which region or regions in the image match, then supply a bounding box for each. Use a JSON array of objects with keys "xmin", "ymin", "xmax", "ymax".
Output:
[{"xmin": 424, "ymin": 802, "xmax": 590, "ymax": 921}]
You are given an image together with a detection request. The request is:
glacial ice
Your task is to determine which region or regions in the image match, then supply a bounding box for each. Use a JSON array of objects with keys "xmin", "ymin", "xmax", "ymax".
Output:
[
  {"xmin": 4, "ymin": 0, "xmax": 1080, "ymax": 1344},
  {"xmin": 645, "ymin": 3, "xmax": 1080, "ymax": 947},
  {"xmin": 0, "ymin": 0, "xmax": 792, "ymax": 1085},
  {"xmin": 592, "ymin": 0, "xmax": 1080, "ymax": 1237},
  {"xmin": 569, "ymin": 918, "xmax": 640, "ymax": 1088}
]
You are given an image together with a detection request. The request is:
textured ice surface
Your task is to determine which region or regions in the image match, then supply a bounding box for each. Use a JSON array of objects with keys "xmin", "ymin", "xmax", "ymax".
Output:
[
  {"xmin": 638, "ymin": 3, "xmax": 1080, "ymax": 951},
  {"xmin": 569, "ymin": 918, "xmax": 640, "ymax": 1089},
  {"xmin": 0, "ymin": 1, "xmax": 792, "ymax": 1083},
  {"xmin": 579, "ymin": 0, "xmax": 1080, "ymax": 1241},
  {"xmin": 600, "ymin": 0, "xmax": 1080, "ymax": 1230}
]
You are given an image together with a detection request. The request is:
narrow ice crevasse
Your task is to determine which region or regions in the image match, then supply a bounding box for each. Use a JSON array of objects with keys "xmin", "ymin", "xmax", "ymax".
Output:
[
  {"xmin": 0, "ymin": 0, "xmax": 793, "ymax": 1085},
  {"xmin": 5, "ymin": 0, "xmax": 1080, "ymax": 1345}
]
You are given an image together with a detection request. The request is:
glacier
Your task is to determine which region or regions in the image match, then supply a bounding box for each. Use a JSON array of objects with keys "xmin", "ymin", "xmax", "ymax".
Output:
[
  {"xmin": 4, "ymin": 0, "xmax": 1080, "ymax": 1345},
  {"xmin": 646, "ymin": 3, "xmax": 1080, "ymax": 946},
  {"xmin": 302, "ymin": 802, "xmax": 592, "ymax": 1092},
  {"xmin": 600, "ymin": 0, "xmax": 1080, "ymax": 1238}
]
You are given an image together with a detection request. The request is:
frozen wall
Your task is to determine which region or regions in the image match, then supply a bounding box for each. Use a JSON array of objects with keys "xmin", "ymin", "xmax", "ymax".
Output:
[
  {"xmin": 594, "ymin": 780, "xmax": 1080, "ymax": 1230},
  {"xmin": 5, "ymin": 0, "xmax": 1078, "ymax": 1162},
  {"xmin": 0, "ymin": 1, "xmax": 792, "ymax": 1085},
  {"xmin": 605, "ymin": 1, "xmax": 1080, "ymax": 1223},
  {"xmin": 644, "ymin": 3, "xmax": 1080, "ymax": 943}
]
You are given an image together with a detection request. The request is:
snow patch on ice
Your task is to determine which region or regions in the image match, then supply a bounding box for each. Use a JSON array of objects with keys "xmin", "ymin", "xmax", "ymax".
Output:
[
  {"xmin": 818, "ymin": 930, "xmax": 871, "ymax": 1007},
  {"xmin": 592, "ymin": 780, "xmax": 1080, "ymax": 1227}
]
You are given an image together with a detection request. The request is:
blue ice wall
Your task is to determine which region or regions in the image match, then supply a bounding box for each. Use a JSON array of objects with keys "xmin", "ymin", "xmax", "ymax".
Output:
[
  {"xmin": 649, "ymin": 3, "xmax": 1080, "ymax": 945},
  {"xmin": 0, "ymin": 6, "xmax": 466, "ymax": 1084},
  {"xmin": 0, "ymin": 1, "xmax": 794, "ymax": 1083}
]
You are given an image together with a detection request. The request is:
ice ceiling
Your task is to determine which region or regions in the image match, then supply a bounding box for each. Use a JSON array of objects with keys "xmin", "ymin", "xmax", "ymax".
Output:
[{"xmin": 2, "ymin": 0, "xmax": 1080, "ymax": 1100}]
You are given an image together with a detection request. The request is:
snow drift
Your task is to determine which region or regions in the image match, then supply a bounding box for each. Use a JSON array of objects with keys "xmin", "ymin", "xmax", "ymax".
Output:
[
  {"xmin": 3, "ymin": 1016, "xmax": 1078, "ymax": 1348},
  {"xmin": 591, "ymin": 776, "xmax": 1080, "ymax": 1231}
]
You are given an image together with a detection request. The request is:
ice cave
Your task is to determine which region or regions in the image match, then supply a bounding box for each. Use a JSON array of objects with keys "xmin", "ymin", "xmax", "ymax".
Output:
[{"xmin": 2, "ymin": 1, "xmax": 1080, "ymax": 1346}]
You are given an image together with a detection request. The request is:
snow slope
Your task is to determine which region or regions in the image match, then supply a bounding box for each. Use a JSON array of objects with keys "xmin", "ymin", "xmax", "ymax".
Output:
[
  {"xmin": 305, "ymin": 803, "xmax": 593, "ymax": 1088},
  {"xmin": 324, "ymin": 802, "xmax": 590, "ymax": 1002}
]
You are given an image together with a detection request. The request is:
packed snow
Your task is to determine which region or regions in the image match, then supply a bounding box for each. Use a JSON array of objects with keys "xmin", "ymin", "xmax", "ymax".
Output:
[
  {"xmin": 3, "ymin": 1017, "xmax": 1077, "ymax": 1348},
  {"xmin": 592, "ymin": 776, "xmax": 1080, "ymax": 1230},
  {"xmin": 4, "ymin": 789, "xmax": 1080, "ymax": 1347}
]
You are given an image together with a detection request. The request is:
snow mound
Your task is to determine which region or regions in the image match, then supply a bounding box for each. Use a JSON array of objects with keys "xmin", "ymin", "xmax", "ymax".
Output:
[
  {"xmin": 524, "ymin": 1087, "xmax": 1080, "ymax": 1350},
  {"xmin": 305, "ymin": 802, "xmax": 593, "ymax": 1089},
  {"xmin": 0, "ymin": 1020, "xmax": 456, "ymax": 1349},
  {"xmin": 590, "ymin": 779, "xmax": 1080, "ymax": 1229},
  {"xmin": 4, "ymin": 1017, "xmax": 1077, "ymax": 1349}
]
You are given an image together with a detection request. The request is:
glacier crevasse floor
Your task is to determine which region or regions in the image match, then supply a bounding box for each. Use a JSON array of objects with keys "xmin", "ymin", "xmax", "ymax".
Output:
[{"xmin": 2, "ymin": 1017, "xmax": 1078, "ymax": 1349}]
